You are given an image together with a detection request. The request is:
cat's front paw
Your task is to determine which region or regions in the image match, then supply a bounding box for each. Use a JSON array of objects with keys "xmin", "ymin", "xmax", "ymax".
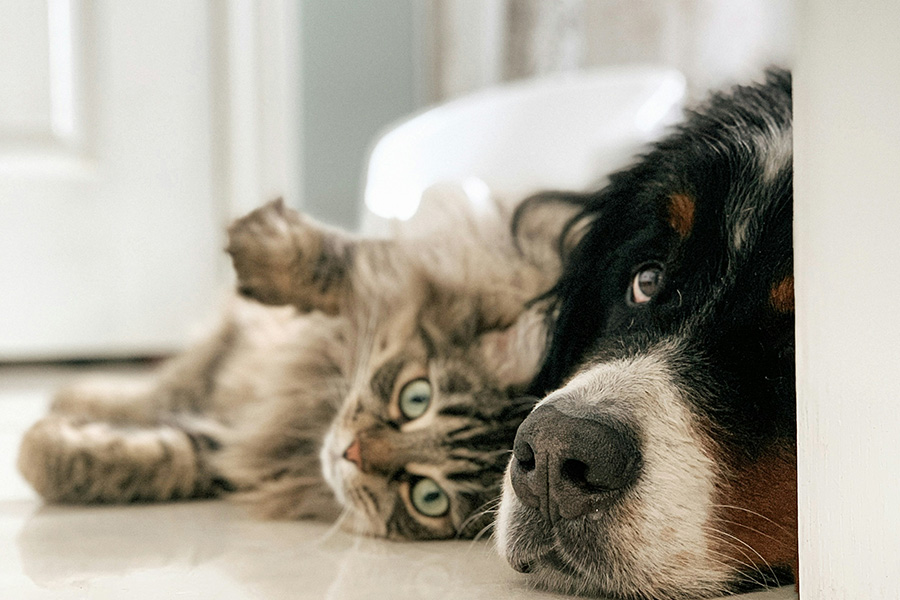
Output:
[
  {"xmin": 227, "ymin": 198, "xmax": 305, "ymax": 307},
  {"xmin": 226, "ymin": 199, "xmax": 352, "ymax": 314}
]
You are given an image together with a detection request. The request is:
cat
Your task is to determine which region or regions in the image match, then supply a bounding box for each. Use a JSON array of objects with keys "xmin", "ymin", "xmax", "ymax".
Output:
[{"xmin": 18, "ymin": 185, "xmax": 571, "ymax": 540}]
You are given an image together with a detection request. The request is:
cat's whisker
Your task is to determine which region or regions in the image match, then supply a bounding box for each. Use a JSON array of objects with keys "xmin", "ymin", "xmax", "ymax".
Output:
[
  {"xmin": 472, "ymin": 521, "xmax": 496, "ymax": 543},
  {"xmin": 315, "ymin": 506, "xmax": 354, "ymax": 545},
  {"xmin": 456, "ymin": 496, "xmax": 501, "ymax": 540}
]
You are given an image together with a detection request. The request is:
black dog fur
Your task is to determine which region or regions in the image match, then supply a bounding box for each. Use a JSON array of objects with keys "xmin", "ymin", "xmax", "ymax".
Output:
[{"xmin": 498, "ymin": 69, "xmax": 796, "ymax": 599}]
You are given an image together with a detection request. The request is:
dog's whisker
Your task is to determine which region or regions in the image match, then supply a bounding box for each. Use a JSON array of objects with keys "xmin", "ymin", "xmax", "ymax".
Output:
[
  {"xmin": 456, "ymin": 496, "xmax": 501, "ymax": 540},
  {"xmin": 709, "ymin": 515, "xmax": 783, "ymax": 543},
  {"xmin": 704, "ymin": 525, "xmax": 778, "ymax": 587},
  {"xmin": 705, "ymin": 537, "xmax": 771, "ymax": 591},
  {"xmin": 709, "ymin": 504, "xmax": 791, "ymax": 533},
  {"xmin": 705, "ymin": 546, "xmax": 768, "ymax": 589}
]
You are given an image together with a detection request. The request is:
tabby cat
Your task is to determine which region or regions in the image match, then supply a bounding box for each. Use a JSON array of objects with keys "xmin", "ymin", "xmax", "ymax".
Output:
[{"xmin": 18, "ymin": 185, "xmax": 567, "ymax": 540}]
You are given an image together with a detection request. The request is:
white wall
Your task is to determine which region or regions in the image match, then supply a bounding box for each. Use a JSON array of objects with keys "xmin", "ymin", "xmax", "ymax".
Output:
[
  {"xmin": 795, "ymin": 0, "xmax": 900, "ymax": 596},
  {"xmin": 428, "ymin": 0, "xmax": 794, "ymax": 101},
  {"xmin": 583, "ymin": 0, "xmax": 794, "ymax": 98},
  {"xmin": 300, "ymin": 0, "xmax": 425, "ymax": 230}
]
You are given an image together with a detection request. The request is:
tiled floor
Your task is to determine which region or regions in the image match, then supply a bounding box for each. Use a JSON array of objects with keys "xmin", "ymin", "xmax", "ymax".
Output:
[{"xmin": 0, "ymin": 365, "xmax": 796, "ymax": 599}]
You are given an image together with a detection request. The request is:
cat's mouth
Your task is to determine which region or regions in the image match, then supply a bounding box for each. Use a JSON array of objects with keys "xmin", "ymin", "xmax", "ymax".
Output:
[
  {"xmin": 319, "ymin": 428, "xmax": 353, "ymax": 507},
  {"xmin": 319, "ymin": 428, "xmax": 391, "ymax": 537}
]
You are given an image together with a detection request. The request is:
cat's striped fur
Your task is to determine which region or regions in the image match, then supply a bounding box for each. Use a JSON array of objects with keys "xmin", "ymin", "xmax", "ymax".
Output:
[{"xmin": 18, "ymin": 185, "xmax": 569, "ymax": 539}]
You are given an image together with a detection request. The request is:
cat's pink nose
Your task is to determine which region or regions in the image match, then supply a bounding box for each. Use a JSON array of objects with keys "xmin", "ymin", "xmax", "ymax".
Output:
[{"xmin": 343, "ymin": 438, "xmax": 362, "ymax": 469}]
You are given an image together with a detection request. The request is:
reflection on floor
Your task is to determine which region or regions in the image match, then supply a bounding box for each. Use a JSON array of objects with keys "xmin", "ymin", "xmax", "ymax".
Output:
[{"xmin": 0, "ymin": 364, "xmax": 797, "ymax": 599}]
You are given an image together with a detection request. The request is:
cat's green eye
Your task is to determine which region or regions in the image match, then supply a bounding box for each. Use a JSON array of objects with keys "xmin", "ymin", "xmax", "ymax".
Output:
[
  {"xmin": 398, "ymin": 378, "xmax": 432, "ymax": 420},
  {"xmin": 410, "ymin": 477, "xmax": 449, "ymax": 518}
]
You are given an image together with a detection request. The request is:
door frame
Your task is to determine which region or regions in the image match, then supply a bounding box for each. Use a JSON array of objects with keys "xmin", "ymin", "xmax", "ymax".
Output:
[{"xmin": 795, "ymin": 0, "xmax": 900, "ymax": 596}]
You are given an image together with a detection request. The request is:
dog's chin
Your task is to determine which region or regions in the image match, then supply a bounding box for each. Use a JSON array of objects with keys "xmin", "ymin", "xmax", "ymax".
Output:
[
  {"xmin": 496, "ymin": 487, "xmax": 607, "ymax": 596},
  {"xmin": 497, "ymin": 483, "xmax": 734, "ymax": 600},
  {"xmin": 496, "ymin": 430, "xmax": 738, "ymax": 600},
  {"xmin": 498, "ymin": 477, "xmax": 797, "ymax": 600},
  {"xmin": 514, "ymin": 559, "xmax": 598, "ymax": 597},
  {"xmin": 496, "ymin": 353, "xmax": 740, "ymax": 599}
]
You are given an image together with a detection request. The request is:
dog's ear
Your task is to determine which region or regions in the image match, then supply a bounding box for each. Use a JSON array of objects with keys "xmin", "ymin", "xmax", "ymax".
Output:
[
  {"xmin": 226, "ymin": 199, "xmax": 355, "ymax": 315},
  {"xmin": 523, "ymin": 184, "xmax": 639, "ymax": 394},
  {"xmin": 476, "ymin": 307, "xmax": 547, "ymax": 389}
]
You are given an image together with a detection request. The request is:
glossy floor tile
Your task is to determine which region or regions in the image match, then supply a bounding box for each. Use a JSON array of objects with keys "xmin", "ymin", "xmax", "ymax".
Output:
[{"xmin": 0, "ymin": 365, "xmax": 796, "ymax": 599}]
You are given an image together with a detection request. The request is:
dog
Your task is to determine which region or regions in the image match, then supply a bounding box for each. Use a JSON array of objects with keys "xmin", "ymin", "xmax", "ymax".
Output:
[{"xmin": 497, "ymin": 69, "xmax": 796, "ymax": 599}]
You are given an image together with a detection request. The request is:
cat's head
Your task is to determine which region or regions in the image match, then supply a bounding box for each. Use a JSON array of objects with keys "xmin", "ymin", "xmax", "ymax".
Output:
[
  {"xmin": 227, "ymin": 185, "xmax": 563, "ymax": 539},
  {"xmin": 321, "ymin": 293, "xmax": 544, "ymax": 539}
]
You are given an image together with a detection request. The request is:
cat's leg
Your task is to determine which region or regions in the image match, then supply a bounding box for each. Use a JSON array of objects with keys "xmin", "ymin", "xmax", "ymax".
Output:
[
  {"xmin": 50, "ymin": 318, "xmax": 237, "ymax": 424},
  {"xmin": 18, "ymin": 318, "xmax": 240, "ymax": 504},
  {"xmin": 17, "ymin": 412, "xmax": 226, "ymax": 503},
  {"xmin": 226, "ymin": 198, "xmax": 357, "ymax": 315}
]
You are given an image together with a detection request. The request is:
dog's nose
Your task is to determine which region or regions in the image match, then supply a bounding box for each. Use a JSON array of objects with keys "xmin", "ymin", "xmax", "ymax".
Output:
[{"xmin": 510, "ymin": 403, "xmax": 641, "ymax": 521}]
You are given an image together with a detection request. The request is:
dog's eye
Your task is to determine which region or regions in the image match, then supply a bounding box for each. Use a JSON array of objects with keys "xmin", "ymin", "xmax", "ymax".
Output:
[
  {"xmin": 630, "ymin": 265, "xmax": 664, "ymax": 305},
  {"xmin": 398, "ymin": 378, "xmax": 432, "ymax": 419}
]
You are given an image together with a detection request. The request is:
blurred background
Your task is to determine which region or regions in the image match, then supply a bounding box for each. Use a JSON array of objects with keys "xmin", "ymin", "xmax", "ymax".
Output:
[
  {"xmin": 0, "ymin": 0, "xmax": 792, "ymax": 361},
  {"xmin": 6, "ymin": 4, "xmax": 900, "ymax": 595}
]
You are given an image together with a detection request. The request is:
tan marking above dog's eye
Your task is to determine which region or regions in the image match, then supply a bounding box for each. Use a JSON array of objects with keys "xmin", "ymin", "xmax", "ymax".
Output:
[
  {"xmin": 770, "ymin": 276, "xmax": 794, "ymax": 313},
  {"xmin": 667, "ymin": 193, "xmax": 695, "ymax": 238}
]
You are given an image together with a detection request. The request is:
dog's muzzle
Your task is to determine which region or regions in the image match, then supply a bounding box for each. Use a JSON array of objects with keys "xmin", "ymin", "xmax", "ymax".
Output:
[
  {"xmin": 509, "ymin": 402, "xmax": 641, "ymax": 523},
  {"xmin": 497, "ymin": 352, "xmax": 730, "ymax": 596}
]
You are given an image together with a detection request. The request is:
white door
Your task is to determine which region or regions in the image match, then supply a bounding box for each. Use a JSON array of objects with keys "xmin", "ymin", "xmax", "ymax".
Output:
[{"xmin": 0, "ymin": 0, "xmax": 300, "ymax": 360}]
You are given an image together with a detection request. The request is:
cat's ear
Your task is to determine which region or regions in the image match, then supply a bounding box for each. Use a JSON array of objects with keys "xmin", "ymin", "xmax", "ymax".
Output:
[
  {"xmin": 226, "ymin": 199, "xmax": 355, "ymax": 315},
  {"xmin": 477, "ymin": 307, "xmax": 547, "ymax": 388},
  {"xmin": 403, "ymin": 181, "xmax": 503, "ymax": 240},
  {"xmin": 512, "ymin": 193, "xmax": 588, "ymax": 276}
]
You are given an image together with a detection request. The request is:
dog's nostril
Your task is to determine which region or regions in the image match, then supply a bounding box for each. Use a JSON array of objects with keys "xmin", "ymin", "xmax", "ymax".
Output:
[
  {"xmin": 510, "ymin": 427, "xmax": 542, "ymax": 510},
  {"xmin": 561, "ymin": 459, "xmax": 589, "ymax": 488},
  {"xmin": 561, "ymin": 453, "xmax": 637, "ymax": 493},
  {"xmin": 514, "ymin": 438, "xmax": 536, "ymax": 471}
]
